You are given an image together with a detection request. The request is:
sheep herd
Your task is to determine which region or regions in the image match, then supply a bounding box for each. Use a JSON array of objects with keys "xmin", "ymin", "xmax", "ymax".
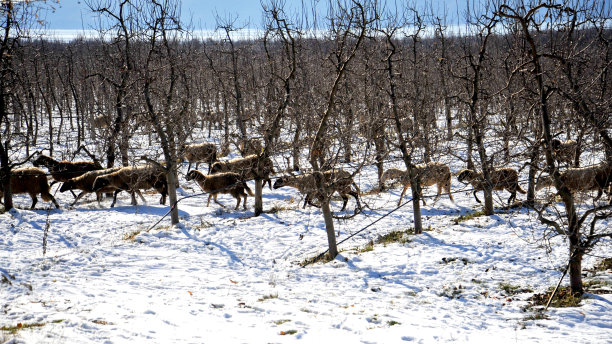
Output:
[{"xmin": 1, "ymin": 139, "xmax": 611, "ymax": 211}]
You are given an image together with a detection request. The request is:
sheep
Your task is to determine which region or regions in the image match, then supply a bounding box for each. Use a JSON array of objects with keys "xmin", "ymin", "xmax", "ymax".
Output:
[
  {"xmin": 0, "ymin": 167, "xmax": 60, "ymax": 209},
  {"xmin": 32, "ymin": 154, "xmax": 102, "ymax": 194},
  {"xmin": 536, "ymin": 163, "xmax": 612, "ymax": 201},
  {"xmin": 91, "ymin": 114, "xmax": 110, "ymax": 129},
  {"xmin": 59, "ymin": 167, "xmax": 122, "ymax": 206},
  {"xmin": 381, "ymin": 162, "xmax": 454, "ymax": 206},
  {"xmin": 92, "ymin": 166, "xmax": 167, "ymax": 208},
  {"xmin": 181, "ymin": 142, "xmax": 218, "ymax": 172},
  {"xmin": 457, "ymin": 167, "xmax": 526, "ymax": 205},
  {"xmin": 272, "ymin": 169, "xmax": 361, "ymax": 211},
  {"xmin": 211, "ymin": 154, "xmax": 275, "ymax": 189},
  {"xmin": 548, "ymin": 139, "xmax": 579, "ymax": 167},
  {"xmin": 186, "ymin": 170, "xmax": 253, "ymax": 210}
]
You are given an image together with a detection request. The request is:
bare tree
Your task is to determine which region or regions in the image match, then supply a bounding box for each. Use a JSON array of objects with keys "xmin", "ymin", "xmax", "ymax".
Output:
[
  {"xmin": 256, "ymin": 0, "xmax": 299, "ymax": 216},
  {"xmin": 0, "ymin": 0, "xmax": 45, "ymax": 211},
  {"xmin": 86, "ymin": 0, "xmax": 139, "ymax": 168},
  {"xmin": 453, "ymin": 5, "xmax": 498, "ymax": 215},
  {"xmin": 309, "ymin": 0, "xmax": 370, "ymax": 258},
  {"xmin": 498, "ymin": 1, "xmax": 612, "ymax": 295},
  {"xmin": 376, "ymin": 7, "xmax": 426, "ymax": 233}
]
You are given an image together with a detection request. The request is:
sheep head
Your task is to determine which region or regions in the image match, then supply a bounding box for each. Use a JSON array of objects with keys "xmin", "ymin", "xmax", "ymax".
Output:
[
  {"xmin": 32, "ymin": 154, "xmax": 49, "ymax": 167},
  {"xmin": 457, "ymin": 169, "xmax": 477, "ymax": 184},
  {"xmin": 59, "ymin": 180, "xmax": 75, "ymax": 192},
  {"xmin": 186, "ymin": 170, "xmax": 199, "ymax": 181},
  {"xmin": 273, "ymin": 175, "xmax": 291, "ymax": 189}
]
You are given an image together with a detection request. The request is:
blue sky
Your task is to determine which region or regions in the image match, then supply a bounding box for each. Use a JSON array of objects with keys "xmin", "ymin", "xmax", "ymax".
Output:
[{"xmin": 43, "ymin": 0, "xmax": 466, "ymax": 31}]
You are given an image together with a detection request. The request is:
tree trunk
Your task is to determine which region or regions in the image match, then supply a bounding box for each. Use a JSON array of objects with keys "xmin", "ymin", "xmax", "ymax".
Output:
[
  {"xmin": 254, "ymin": 178, "xmax": 263, "ymax": 216},
  {"xmin": 0, "ymin": 144, "xmax": 12, "ymax": 211},
  {"xmin": 321, "ymin": 199, "xmax": 337, "ymax": 258},
  {"xmin": 568, "ymin": 244, "xmax": 584, "ymax": 294},
  {"xmin": 166, "ymin": 167, "xmax": 179, "ymax": 225}
]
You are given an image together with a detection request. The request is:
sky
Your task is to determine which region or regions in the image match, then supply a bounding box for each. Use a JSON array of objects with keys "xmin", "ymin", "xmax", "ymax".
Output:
[
  {"xmin": 43, "ymin": 0, "xmax": 264, "ymax": 30},
  {"xmin": 42, "ymin": 0, "xmax": 466, "ymax": 31}
]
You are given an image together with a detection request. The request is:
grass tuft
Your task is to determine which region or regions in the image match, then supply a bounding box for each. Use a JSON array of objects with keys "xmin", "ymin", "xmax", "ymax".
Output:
[
  {"xmin": 258, "ymin": 293, "xmax": 278, "ymax": 302},
  {"xmin": 265, "ymin": 204, "xmax": 294, "ymax": 214},
  {"xmin": 499, "ymin": 282, "xmax": 533, "ymax": 295},
  {"xmin": 453, "ymin": 209, "xmax": 487, "ymax": 224},
  {"xmin": 592, "ymin": 258, "xmax": 612, "ymax": 272},
  {"xmin": 299, "ymin": 252, "xmax": 335, "ymax": 267},
  {"xmin": 273, "ymin": 319, "xmax": 291, "ymax": 325},
  {"xmin": 529, "ymin": 286, "xmax": 582, "ymax": 308},
  {"xmin": 1, "ymin": 320, "xmax": 63, "ymax": 334}
]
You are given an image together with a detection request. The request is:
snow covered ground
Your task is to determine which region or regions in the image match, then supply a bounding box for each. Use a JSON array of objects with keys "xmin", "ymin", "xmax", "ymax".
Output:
[{"xmin": 1, "ymin": 155, "xmax": 611, "ymax": 343}]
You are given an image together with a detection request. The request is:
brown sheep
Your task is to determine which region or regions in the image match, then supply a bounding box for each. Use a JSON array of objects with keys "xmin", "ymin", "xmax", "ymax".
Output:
[
  {"xmin": 181, "ymin": 143, "xmax": 217, "ymax": 172},
  {"xmin": 381, "ymin": 162, "xmax": 454, "ymax": 206},
  {"xmin": 211, "ymin": 154, "xmax": 274, "ymax": 189},
  {"xmin": 59, "ymin": 167, "xmax": 122, "ymax": 206},
  {"xmin": 186, "ymin": 170, "xmax": 253, "ymax": 210},
  {"xmin": 272, "ymin": 169, "xmax": 361, "ymax": 211},
  {"xmin": 536, "ymin": 163, "xmax": 612, "ymax": 201},
  {"xmin": 33, "ymin": 154, "xmax": 102, "ymax": 198},
  {"xmin": 0, "ymin": 167, "xmax": 60, "ymax": 209},
  {"xmin": 91, "ymin": 114, "xmax": 110, "ymax": 129},
  {"xmin": 92, "ymin": 166, "xmax": 167, "ymax": 208},
  {"xmin": 457, "ymin": 167, "xmax": 526, "ymax": 205}
]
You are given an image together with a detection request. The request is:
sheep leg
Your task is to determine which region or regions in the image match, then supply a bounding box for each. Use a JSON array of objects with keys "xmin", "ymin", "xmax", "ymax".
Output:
[
  {"xmin": 398, "ymin": 185, "xmax": 409, "ymax": 206},
  {"xmin": 433, "ymin": 184, "xmax": 443, "ymax": 204},
  {"xmin": 95, "ymin": 191, "xmax": 103, "ymax": 206},
  {"xmin": 213, "ymin": 194, "xmax": 225, "ymax": 208},
  {"xmin": 50, "ymin": 196, "xmax": 60, "ymax": 209},
  {"xmin": 420, "ymin": 188, "xmax": 427, "ymax": 206},
  {"xmin": 207, "ymin": 194, "xmax": 213, "ymax": 207},
  {"xmin": 594, "ymin": 188, "xmax": 603, "ymax": 202},
  {"xmin": 29, "ymin": 196, "xmax": 38, "ymax": 209},
  {"xmin": 70, "ymin": 191, "xmax": 88, "ymax": 206},
  {"xmin": 135, "ymin": 190, "xmax": 146, "ymax": 204},
  {"xmin": 233, "ymin": 195, "xmax": 240, "ymax": 210},
  {"xmin": 242, "ymin": 192, "xmax": 248, "ymax": 210},
  {"xmin": 110, "ymin": 189, "xmax": 122, "ymax": 208},
  {"xmin": 507, "ymin": 190, "xmax": 516, "ymax": 205},
  {"xmin": 446, "ymin": 182, "xmax": 454, "ymax": 203},
  {"xmin": 349, "ymin": 191, "xmax": 362, "ymax": 210},
  {"xmin": 340, "ymin": 195, "xmax": 349, "ymax": 211},
  {"xmin": 302, "ymin": 194, "xmax": 310, "ymax": 209}
]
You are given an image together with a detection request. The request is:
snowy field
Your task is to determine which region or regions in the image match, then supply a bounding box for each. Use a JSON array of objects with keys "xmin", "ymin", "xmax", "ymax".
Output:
[{"xmin": 1, "ymin": 131, "xmax": 611, "ymax": 343}]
